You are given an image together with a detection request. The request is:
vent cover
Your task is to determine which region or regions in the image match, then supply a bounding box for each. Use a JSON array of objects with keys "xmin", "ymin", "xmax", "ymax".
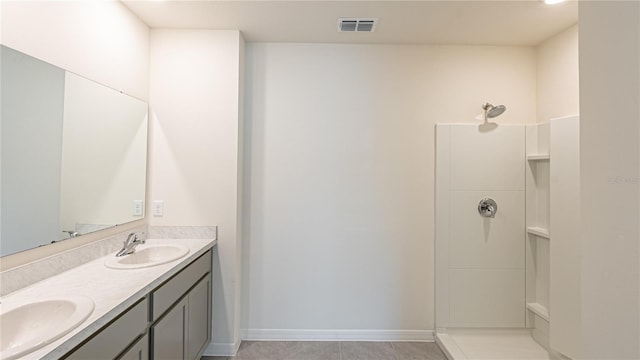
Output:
[{"xmin": 338, "ymin": 18, "xmax": 378, "ymax": 32}]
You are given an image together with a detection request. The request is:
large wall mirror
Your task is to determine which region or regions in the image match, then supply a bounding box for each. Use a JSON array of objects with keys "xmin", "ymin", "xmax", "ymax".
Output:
[{"xmin": 1, "ymin": 45, "xmax": 148, "ymax": 257}]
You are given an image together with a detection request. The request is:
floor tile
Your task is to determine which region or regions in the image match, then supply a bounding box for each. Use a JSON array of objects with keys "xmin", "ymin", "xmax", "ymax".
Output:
[
  {"xmin": 392, "ymin": 342, "xmax": 448, "ymax": 360},
  {"xmin": 234, "ymin": 341, "xmax": 292, "ymax": 360},
  {"xmin": 284, "ymin": 341, "xmax": 341, "ymax": 360},
  {"xmin": 340, "ymin": 341, "xmax": 396, "ymax": 360},
  {"xmin": 203, "ymin": 340, "xmax": 449, "ymax": 360}
]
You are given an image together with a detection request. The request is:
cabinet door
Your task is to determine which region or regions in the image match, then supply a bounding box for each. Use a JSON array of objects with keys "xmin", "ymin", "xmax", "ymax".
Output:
[
  {"xmin": 153, "ymin": 298, "xmax": 186, "ymax": 360},
  {"xmin": 187, "ymin": 276, "xmax": 211, "ymax": 360},
  {"xmin": 119, "ymin": 334, "xmax": 148, "ymax": 360}
]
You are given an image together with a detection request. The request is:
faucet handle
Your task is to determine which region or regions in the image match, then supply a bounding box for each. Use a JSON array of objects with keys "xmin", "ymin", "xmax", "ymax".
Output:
[
  {"xmin": 63, "ymin": 230, "xmax": 80, "ymax": 238},
  {"xmin": 132, "ymin": 232, "xmax": 146, "ymax": 244},
  {"xmin": 478, "ymin": 198, "xmax": 498, "ymax": 218},
  {"xmin": 124, "ymin": 232, "xmax": 136, "ymax": 245},
  {"xmin": 123, "ymin": 232, "xmax": 147, "ymax": 248}
]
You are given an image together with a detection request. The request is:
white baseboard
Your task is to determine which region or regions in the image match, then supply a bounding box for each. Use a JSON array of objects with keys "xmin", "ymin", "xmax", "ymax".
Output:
[
  {"xmin": 241, "ymin": 329, "xmax": 435, "ymax": 342},
  {"xmin": 201, "ymin": 330, "xmax": 434, "ymax": 356},
  {"xmin": 202, "ymin": 340, "xmax": 242, "ymax": 357}
]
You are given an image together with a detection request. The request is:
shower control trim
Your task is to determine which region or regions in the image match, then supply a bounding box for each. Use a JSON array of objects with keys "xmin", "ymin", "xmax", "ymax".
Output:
[{"xmin": 478, "ymin": 198, "xmax": 497, "ymax": 218}]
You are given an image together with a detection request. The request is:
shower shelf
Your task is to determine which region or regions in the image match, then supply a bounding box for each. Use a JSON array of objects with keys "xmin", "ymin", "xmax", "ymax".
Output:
[
  {"xmin": 526, "ymin": 302, "xmax": 549, "ymax": 322},
  {"xmin": 527, "ymin": 154, "xmax": 550, "ymax": 161},
  {"xmin": 527, "ymin": 226, "xmax": 550, "ymax": 239}
]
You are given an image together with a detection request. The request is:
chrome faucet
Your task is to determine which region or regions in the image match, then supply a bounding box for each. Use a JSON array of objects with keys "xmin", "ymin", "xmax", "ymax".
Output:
[
  {"xmin": 116, "ymin": 232, "xmax": 146, "ymax": 257},
  {"xmin": 63, "ymin": 230, "xmax": 81, "ymax": 238}
]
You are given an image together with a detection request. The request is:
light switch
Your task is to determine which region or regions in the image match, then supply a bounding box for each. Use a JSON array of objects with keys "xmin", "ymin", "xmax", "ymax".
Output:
[
  {"xmin": 133, "ymin": 200, "xmax": 144, "ymax": 216},
  {"xmin": 152, "ymin": 200, "xmax": 164, "ymax": 217}
]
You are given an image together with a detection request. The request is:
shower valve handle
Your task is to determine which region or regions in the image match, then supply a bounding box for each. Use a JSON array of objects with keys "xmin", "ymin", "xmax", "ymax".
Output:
[{"xmin": 478, "ymin": 198, "xmax": 497, "ymax": 218}]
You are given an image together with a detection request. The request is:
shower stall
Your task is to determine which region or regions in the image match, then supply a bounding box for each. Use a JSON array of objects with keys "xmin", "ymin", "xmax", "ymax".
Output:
[{"xmin": 434, "ymin": 113, "xmax": 580, "ymax": 360}]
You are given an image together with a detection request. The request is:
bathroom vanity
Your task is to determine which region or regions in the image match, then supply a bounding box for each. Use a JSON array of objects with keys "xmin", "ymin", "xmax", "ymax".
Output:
[
  {"xmin": 65, "ymin": 249, "xmax": 211, "ymax": 360},
  {"xmin": 0, "ymin": 236, "xmax": 216, "ymax": 360}
]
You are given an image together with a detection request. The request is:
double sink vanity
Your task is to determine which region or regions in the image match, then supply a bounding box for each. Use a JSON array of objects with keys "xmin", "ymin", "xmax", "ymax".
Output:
[
  {"xmin": 0, "ymin": 45, "xmax": 220, "ymax": 360},
  {"xmin": 0, "ymin": 231, "xmax": 217, "ymax": 360},
  {"xmin": 0, "ymin": 43, "xmax": 220, "ymax": 360}
]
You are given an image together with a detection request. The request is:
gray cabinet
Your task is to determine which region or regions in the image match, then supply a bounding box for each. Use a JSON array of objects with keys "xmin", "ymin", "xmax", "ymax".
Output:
[
  {"xmin": 151, "ymin": 252, "xmax": 211, "ymax": 322},
  {"xmin": 187, "ymin": 277, "xmax": 211, "ymax": 360},
  {"xmin": 150, "ymin": 250, "xmax": 211, "ymax": 360},
  {"xmin": 153, "ymin": 298, "xmax": 187, "ymax": 360},
  {"xmin": 65, "ymin": 298, "xmax": 148, "ymax": 360},
  {"xmin": 119, "ymin": 334, "xmax": 149, "ymax": 360},
  {"xmin": 63, "ymin": 249, "xmax": 213, "ymax": 360}
]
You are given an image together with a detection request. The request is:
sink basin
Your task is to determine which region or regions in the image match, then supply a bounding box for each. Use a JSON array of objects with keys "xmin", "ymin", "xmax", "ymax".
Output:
[
  {"xmin": 0, "ymin": 295, "xmax": 94, "ymax": 360},
  {"xmin": 105, "ymin": 244, "xmax": 189, "ymax": 270}
]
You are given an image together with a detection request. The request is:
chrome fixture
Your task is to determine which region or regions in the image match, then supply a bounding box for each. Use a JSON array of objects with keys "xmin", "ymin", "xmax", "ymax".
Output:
[
  {"xmin": 482, "ymin": 102, "xmax": 506, "ymax": 122},
  {"xmin": 478, "ymin": 198, "xmax": 498, "ymax": 218},
  {"xmin": 116, "ymin": 232, "xmax": 146, "ymax": 257},
  {"xmin": 63, "ymin": 230, "xmax": 80, "ymax": 238}
]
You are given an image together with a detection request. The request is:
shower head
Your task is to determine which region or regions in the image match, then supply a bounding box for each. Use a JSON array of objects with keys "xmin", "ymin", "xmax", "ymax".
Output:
[{"xmin": 482, "ymin": 102, "xmax": 506, "ymax": 120}]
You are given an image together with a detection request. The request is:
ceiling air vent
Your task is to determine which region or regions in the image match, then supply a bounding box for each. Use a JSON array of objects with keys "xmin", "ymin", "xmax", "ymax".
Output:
[{"xmin": 338, "ymin": 18, "xmax": 378, "ymax": 33}]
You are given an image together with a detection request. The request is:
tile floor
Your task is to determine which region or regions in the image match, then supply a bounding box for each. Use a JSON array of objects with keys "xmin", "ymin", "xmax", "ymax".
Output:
[{"xmin": 202, "ymin": 341, "xmax": 448, "ymax": 360}]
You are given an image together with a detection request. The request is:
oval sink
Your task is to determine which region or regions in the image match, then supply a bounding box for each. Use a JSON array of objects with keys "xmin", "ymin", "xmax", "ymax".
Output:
[
  {"xmin": 105, "ymin": 244, "xmax": 189, "ymax": 270},
  {"xmin": 0, "ymin": 295, "xmax": 94, "ymax": 360}
]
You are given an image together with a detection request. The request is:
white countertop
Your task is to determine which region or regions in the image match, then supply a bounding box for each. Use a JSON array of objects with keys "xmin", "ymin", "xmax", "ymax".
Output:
[{"xmin": 0, "ymin": 238, "xmax": 216, "ymax": 360}]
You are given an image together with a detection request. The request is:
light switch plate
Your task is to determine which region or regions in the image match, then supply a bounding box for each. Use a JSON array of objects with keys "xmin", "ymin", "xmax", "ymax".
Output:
[
  {"xmin": 152, "ymin": 200, "xmax": 164, "ymax": 217},
  {"xmin": 133, "ymin": 200, "xmax": 144, "ymax": 216}
]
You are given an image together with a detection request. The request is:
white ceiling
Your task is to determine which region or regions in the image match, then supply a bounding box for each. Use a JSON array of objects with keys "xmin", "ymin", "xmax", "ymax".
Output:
[{"xmin": 122, "ymin": 0, "xmax": 578, "ymax": 46}]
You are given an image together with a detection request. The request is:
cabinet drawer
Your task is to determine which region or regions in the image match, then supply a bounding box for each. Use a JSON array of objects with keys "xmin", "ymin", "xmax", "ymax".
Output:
[
  {"xmin": 151, "ymin": 250, "xmax": 211, "ymax": 321},
  {"xmin": 65, "ymin": 298, "xmax": 148, "ymax": 360}
]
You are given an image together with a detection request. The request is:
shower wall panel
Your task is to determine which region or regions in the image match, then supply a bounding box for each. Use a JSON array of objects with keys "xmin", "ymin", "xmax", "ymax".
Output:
[{"xmin": 436, "ymin": 124, "xmax": 526, "ymax": 328}]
